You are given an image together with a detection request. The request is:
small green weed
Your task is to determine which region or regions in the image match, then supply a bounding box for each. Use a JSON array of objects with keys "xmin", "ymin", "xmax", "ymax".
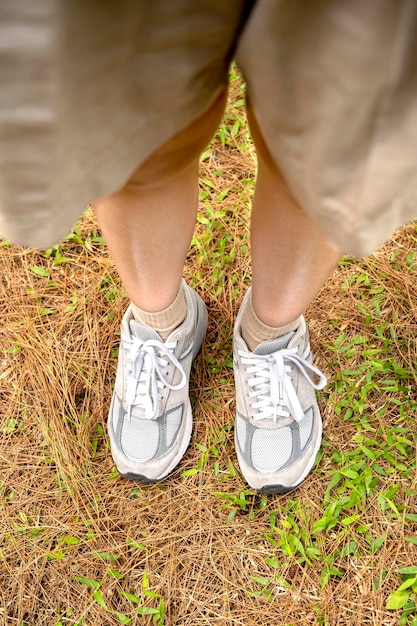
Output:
[
  {"xmin": 386, "ymin": 567, "xmax": 417, "ymax": 624},
  {"xmin": 74, "ymin": 570, "xmax": 165, "ymax": 625}
]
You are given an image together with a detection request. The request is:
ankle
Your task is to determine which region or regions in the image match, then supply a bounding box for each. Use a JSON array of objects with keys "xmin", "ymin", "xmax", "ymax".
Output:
[
  {"xmin": 240, "ymin": 289, "xmax": 300, "ymax": 352},
  {"xmin": 131, "ymin": 282, "xmax": 187, "ymax": 340}
]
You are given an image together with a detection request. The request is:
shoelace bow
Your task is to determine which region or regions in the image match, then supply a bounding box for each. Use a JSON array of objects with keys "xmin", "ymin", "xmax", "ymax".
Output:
[
  {"xmin": 125, "ymin": 338, "xmax": 186, "ymax": 421},
  {"xmin": 240, "ymin": 347, "xmax": 327, "ymax": 423}
]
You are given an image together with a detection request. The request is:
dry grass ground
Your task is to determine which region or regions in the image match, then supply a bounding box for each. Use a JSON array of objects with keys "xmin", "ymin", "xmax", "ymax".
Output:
[{"xmin": 1, "ymin": 73, "xmax": 416, "ymax": 625}]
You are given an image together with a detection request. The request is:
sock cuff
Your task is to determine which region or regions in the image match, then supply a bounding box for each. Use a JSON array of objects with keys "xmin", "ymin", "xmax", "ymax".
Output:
[
  {"xmin": 241, "ymin": 289, "xmax": 300, "ymax": 351},
  {"xmin": 131, "ymin": 283, "xmax": 187, "ymax": 338}
]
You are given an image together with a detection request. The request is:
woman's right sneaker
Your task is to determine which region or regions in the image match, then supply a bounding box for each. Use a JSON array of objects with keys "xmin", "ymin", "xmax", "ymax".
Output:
[{"xmin": 233, "ymin": 289, "xmax": 327, "ymax": 494}]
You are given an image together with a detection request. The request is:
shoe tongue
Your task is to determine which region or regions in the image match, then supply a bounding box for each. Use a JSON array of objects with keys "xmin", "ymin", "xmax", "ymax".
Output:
[
  {"xmin": 129, "ymin": 319, "xmax": 161, "ymax": 342},
  {"xmin": 254, "ymin": 330, "xmax": 295, "ymax": 356}
]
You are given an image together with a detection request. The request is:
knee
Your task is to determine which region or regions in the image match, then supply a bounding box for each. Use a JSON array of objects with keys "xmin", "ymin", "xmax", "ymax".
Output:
[{"xmin": 124, "ymin": 90, "xmax": 227, "ymax": 192}]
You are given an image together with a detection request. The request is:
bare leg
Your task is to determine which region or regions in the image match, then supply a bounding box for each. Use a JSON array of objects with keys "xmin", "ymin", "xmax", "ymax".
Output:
[
  {"xmin": 232, "ymin": 104, "xmax": 341, "ymax": 493},
  {"xmin": 93, "ymin": 91, "xmax": 227, "ymax": 312},
  {"xmin": 247, "ymin": 103, "xmax": 341, "ymax": 327}
]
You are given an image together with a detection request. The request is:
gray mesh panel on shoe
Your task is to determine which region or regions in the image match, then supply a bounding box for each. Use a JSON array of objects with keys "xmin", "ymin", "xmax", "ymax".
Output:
[
  {"xmin": 251, "ymin": 427, "xmax": 293, "ymax": 473},
  {"xmin": 121, "ymin": 418, "xmax": 159, "ymax": 462},
  {"xmin": 165, "ymin": 406, "xmax": 182, "ymax": 448}
]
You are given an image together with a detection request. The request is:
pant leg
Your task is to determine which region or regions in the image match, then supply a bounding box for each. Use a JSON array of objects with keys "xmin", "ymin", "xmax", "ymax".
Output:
[{"xmin": 237, "ymin": 0, "xmax": 417, "ymax": 257}]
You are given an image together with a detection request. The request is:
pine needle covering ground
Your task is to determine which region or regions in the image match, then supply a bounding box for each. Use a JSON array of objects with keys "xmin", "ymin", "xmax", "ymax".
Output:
[{"xmin": 1, "ymin": 70, "xmax": 417, "ymax": 626}]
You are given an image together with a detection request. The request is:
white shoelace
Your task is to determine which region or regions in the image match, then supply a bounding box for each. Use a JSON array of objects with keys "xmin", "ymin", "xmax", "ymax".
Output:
[
  {"xmin": 239, "ymin": 347, "xmax": 327, "ymax": 423},
  {"xmin": 125, "ymin": 338, "xmax": 186, "ymax": 421}
]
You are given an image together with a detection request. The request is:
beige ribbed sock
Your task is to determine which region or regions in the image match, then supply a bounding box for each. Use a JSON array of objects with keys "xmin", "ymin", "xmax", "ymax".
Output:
[
  {"xmin": 131, "ymin": 284, "xmax": 187, "ymax": 341},
  {"xmin": 241, "ymin": 290, "xmax": 300, "ymax": 352}
]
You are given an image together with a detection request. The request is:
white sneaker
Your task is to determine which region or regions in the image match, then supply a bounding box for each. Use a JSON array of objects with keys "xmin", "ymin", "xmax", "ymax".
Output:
[
  {"xmin": 108, "ymin": 281, "xmax": 207, "ymax": 482},
  {"xmin": 233, "ymin": 289, "xmax": 327, "ymax": 493}
]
